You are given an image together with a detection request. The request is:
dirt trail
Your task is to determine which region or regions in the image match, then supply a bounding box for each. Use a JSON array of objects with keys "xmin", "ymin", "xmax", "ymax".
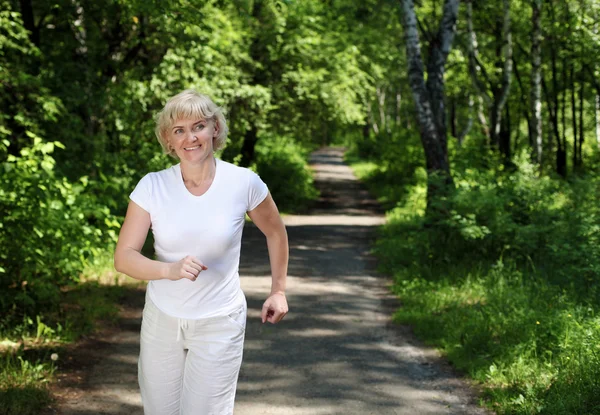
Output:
[{"xmin": 51, "ymin": 147, "xmax": 488, "ymax": 415}]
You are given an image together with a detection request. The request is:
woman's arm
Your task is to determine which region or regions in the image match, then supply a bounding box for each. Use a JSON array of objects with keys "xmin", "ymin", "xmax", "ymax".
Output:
[
  {"xmin": 114, "ymin": 201, "xmax": 205, "ymax": 281},
  {"xmin": 247, "ymin": 193, "xmax": 289, "ymax": 324}
]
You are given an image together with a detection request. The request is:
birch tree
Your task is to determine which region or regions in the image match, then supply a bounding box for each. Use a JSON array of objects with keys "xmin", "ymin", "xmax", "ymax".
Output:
[
  {"xmin": 530, "ymin": 0, "xmax": 543, "ymax": 164},
  {"xmin": 465, "ymin": 0, "xmax": 513, "ymax": 157},
  {"xmin": 400, "ymin": 0, "xmax": 459, "ymax": 209}
]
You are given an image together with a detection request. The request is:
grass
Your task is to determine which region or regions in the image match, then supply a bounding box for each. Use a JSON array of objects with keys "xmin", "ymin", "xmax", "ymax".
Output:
[
  {"xmin": 0, "ymin": 352, "xmax": 56, "ymax": 415},
  {"xmin": 348, "ymin": 151, "xmax": 600, "ymax": 414},
  {"xmin": 391, "ymin": 263, "xmax": 600, "ymax": 414},
  {"xmin": 0, "ymin": 251, "xmax": 143, "ymax": 415}
]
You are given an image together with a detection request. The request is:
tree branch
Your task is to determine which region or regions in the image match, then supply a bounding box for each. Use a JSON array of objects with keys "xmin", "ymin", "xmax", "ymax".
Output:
[{"xmin": 416, "ymin": 15, "xmax": 433, "ymax": 42}]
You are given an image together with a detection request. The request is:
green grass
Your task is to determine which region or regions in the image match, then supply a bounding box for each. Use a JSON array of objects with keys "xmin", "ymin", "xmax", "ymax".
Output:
[
  {"xmin": 0, "ymin": 351, "xmax": 56, "ymax": 415},
  {"xmin": 344, "ymin": 152, "xmax": 423, "ymax": 212},
  {"xmin": 349, "ymin": 153, "xmax": 600, "ymax": 414},
  {"xmin": 392, "ymin": 263, "xmax": 600, "ymax": 414},
  {"xmin": 0, "ymin": 252, "xmax": 142, "ymax": 414}
]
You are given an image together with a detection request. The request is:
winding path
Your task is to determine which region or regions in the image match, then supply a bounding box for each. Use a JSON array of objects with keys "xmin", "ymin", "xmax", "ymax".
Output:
[{"xmin": 51, "ymin": 147, "xmax": 488, "ymax": 415}]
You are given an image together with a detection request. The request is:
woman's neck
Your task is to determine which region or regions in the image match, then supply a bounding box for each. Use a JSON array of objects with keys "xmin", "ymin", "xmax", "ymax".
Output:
[{"xmin": 180, "ymin": 156, "xmax": 216, "ymax": 187}]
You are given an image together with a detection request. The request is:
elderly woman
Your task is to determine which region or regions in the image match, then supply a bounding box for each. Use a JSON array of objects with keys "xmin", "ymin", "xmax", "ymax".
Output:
[{"xmin": 114, "ymin": 89, "xmax": 289, "ymax": 414}]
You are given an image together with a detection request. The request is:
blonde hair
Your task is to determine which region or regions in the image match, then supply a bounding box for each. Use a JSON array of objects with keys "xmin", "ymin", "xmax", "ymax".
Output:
[{"xmin": 155, "ymin": 89, "xmax": 228, "ymax": 158}]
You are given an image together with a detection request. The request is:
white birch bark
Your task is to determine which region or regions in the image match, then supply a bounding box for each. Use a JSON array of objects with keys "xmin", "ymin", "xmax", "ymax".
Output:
[
  {"xmin": 400, "ymin": 0, "xmax": 459, "ymax": 197},
  {"xmin": 531, "ymin": 0, "xmax": 543, "ymax": 163},
  {"xmin": 490, "ymin": 0, "xmax": 513, "ymax": 145}
]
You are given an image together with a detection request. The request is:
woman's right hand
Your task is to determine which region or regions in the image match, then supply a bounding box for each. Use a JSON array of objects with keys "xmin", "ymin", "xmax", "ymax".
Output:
[{"xmin": 167, "ymin": 256, "xmax": 207, "ymax": 281}]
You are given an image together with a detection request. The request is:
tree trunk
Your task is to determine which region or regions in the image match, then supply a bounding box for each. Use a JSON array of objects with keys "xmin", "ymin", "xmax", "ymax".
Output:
[
  {"xmin": 450, "ymin": 97, "xmax": 457, "ymax": 138},
  {"xmin": 466, "ymin": 0, "xmax": 491, "ymax": 140},
  {"xmin": 530, "ymin": 0, "xmax": 543, "ymax": 164},
  {"xmin": 377, "ymin": 87, "xmax": 387, "ymax": 133},
  {"xmin": 363, "ymin": 115, "xmax": 371, "ymax": 141},
  {"xmin": 395, "ymin": 90, "xmax": 402, "ymax": 126},
  {"xmin": 571, "ymin": 65, "xmax": 578, "ymax": 170},
  {"xmin": 489, "ymin": 0, "xmax": 512, "ymax": 157},
  {"xmin": 499, "ymin": 102, "xmax": 511, "ymax": 160},
  {"xmin": 542, "ymin": 76, "xmax": 563, "ymax": 177},
  {"xmin": 19, "ymin": 0, "xmax": 40, "ymax": 47},
  {"xmin": 477, "ymin": 96, "xmax": 490, "ymax": 138},
  {"xmin": 466, "ymin": 0, "xmax": 512, "ymax": 157},
  {"xmin": 512, "ymin": 56, "xmax": 531, "ymax": 146},
  {"xmin": 548, "ymin": 2, "xmax": 566, "ymax": 177},
  {"xmin": 240, "ymin": 125, "xmax": 258, "ymax": 167},
  {"xmin": 560, "ymin": 59, "xmax": 567, "ymax": 176},
  {"xmin": 595, "ymin": 16, "xmax": 600, "ymax": 151},
  {"xmin": 556, "ymin": 146, "xmax": 566, "ymax": 177},
  {"xmin": 368, "ymin": 101, "xmax": 379, "ymax": 134},
  {"xmin": 596, "ymin": 94, "xmax": 600, "ymax": 151},
  {"xmin": 400, "ymin": 0, "xmax": 458, "ymax": 212},
  {"xmin": 458, "ymin": 95, "xmax": 474, "ymax": 145},
  {"xmin": 237, "ymin": 0, "xmax": 267, "ymax": 166},
  {"xmin": 578, "ymin": 76, "xmax": 584, "ymax": 168}
]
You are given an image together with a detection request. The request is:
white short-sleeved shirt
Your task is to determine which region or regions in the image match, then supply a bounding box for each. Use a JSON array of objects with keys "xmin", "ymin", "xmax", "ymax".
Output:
[{"xmin": 129, "ymin": 158, "xmax": 269, "ymax": 319}]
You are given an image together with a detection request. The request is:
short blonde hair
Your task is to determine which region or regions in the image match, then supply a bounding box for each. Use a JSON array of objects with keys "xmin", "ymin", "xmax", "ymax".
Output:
[{"xmin": 155, "ymin": 89, "xmax": 228, "ymax": 158}]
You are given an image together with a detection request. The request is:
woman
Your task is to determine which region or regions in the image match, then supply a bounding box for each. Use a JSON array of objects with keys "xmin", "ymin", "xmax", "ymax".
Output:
[{"xmin": 114, "ymin": 89, "xmax": 289, "ymax": 414}]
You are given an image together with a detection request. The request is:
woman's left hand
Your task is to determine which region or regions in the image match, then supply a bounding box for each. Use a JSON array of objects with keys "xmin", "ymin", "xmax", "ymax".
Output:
[{"xmin": 261, "ymin": 292, "xmax": 288, "ymax": 324}]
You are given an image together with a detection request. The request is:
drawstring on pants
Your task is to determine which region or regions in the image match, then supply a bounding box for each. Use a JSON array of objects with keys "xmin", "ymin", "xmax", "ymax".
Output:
[{"xmin": 176, "ymin": 318, "xmax": 189, "ymax": 342}]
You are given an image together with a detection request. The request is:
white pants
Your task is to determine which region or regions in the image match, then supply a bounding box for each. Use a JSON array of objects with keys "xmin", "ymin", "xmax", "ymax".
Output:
[{"xmin": 138, "ymin": 293, "xmax": 246, "ymax": 415}]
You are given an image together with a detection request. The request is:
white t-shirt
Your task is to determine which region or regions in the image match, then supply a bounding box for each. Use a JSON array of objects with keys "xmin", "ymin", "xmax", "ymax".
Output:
[{"xmin": 129, "ymin": 158, "xmax": 269, "ymax": 319}]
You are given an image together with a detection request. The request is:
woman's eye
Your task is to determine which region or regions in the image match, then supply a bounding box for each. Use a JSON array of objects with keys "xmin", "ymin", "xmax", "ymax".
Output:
[
  {"xmin": 194, "ymin": 124, "xmax": 205, "ymax": 131},
  {"xmin": 175, "ymin": 129, "xmax": 183, "ymax": 134}
]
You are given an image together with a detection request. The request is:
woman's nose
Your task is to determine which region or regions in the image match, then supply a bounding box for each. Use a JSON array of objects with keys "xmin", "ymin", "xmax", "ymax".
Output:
[{"xmin": 188, "ymin": 131, "xmax": 198, "ymax": 141}]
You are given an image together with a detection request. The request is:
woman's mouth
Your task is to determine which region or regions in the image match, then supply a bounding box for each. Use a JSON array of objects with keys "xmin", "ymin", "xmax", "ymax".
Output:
[{"xmin": 184, "ymin": 145, "xmax": 201, "ymax": 151}]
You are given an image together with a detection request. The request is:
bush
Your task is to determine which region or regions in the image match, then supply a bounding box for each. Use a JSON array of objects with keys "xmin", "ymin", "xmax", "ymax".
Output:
[
  {"xmin": 350, "ymin": 136, "xmax": 600, "ymax": 414},
  {"xmin": 0, "ymin": 137, "xmax": 119, "ymax": 322},
  {"xmin": 253, "ymin": 136, "xmax": 318, "ymax": 213}
]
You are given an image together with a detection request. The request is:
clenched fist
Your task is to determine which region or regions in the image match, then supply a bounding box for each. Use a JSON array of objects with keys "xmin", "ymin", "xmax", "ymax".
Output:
[{"xmin": 167, "ymin": 255, "xmax": 207, "ymax": 281}]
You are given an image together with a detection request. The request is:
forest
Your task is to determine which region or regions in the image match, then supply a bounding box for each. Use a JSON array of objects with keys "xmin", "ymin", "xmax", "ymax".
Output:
[{"xmin": 2, "ymin": 0, "xmax": 600, "ymax": 413}]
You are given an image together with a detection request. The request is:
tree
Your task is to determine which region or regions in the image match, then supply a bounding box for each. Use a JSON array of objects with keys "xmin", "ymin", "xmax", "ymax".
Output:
[
  {"xmin": 400, "ymin": 0, "xmax": 458, "ymax": 211},
  {"xmin": 465, "ymin": 0, "xmax": 513, "ymax": 158},
  {"xmin": 530, "ymin": 0, "xmax": 542, "ymax": 165}
]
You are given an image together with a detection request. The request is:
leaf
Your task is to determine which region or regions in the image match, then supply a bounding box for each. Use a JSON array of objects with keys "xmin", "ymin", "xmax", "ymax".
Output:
[{"xmin": 40, "ymin": 142, "xmax": 55, "ymax": 154}]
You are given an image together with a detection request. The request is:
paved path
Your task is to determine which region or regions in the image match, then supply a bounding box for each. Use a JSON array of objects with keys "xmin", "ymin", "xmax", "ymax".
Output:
[{"xmin": 51, "ymin": 147, "xmax": 488, "ymax": 415}]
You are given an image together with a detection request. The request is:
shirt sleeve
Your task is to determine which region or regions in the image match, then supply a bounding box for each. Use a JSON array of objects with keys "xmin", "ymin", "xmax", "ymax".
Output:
[
  {"xmin": 247, "ymin": 170, "xmax": 269, "ymax": 211},
  {"xmin": 129, "ymin": 173, "xmax": 153, "ymax": 214}
]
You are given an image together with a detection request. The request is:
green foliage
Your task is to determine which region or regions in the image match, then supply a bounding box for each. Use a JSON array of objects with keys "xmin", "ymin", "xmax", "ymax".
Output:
[
  {"xmin": 10, "ymin": 0, "xmax": 600, "ymax": 411},
  {"xmin": 0, "ymin": 4, "xmax": 63, "ymax": 150},
  {"xmin": 391, "ymin": 262, "xmax": 600, "ymax": 414},
  {"xmin": 351, "ymin": 133, "xmax": 600, "ymax": 414},
  {"xmin": 0, "ymin": 275, "xmax": 131, "ymax": 415},
  {"xmin": 346, "ymin": 128, "xmax": 425, "ymax": 210},
  {"xmin": 0, "ymin": 137, "xmax": 119, "ymax": 321},
  {"xmin": 253, "ymin": 136, "xmax": 318, "ymax": 213}
]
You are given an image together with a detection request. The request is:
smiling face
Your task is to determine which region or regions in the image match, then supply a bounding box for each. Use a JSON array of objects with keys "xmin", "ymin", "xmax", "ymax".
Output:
[
  {"xmin": 155, "ymin": 90, "xmax": 229, "ymax": 158},
  {"xmin": 168, "ymin": 118, "xmax": 219, "ymax": 163}
]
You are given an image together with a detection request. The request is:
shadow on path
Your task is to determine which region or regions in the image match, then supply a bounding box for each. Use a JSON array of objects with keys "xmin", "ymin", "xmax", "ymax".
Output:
[
  {"xmin": 50, "ymin": 147, "xmax": 488, "ymax": 415},
  {"xmin": 235, "ymin": 147, "xmax": 488, "ymax": 415}
]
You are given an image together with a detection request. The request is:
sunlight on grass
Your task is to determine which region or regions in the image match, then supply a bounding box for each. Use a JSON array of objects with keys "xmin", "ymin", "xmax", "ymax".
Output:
[
  {"xmin": 80, "ymin": 251, "xmax": 146, "ymax": 288},
  {"xmin": 0, "ymin": 346, "xmax": 56, "ymax": 414},
  {"xmin": 0, "ymin": 250, "xmax": 141, "ymax": 415},
  {"xmin": 348, "ymin": 150, "xmax": 600, "ymax": 414}
]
